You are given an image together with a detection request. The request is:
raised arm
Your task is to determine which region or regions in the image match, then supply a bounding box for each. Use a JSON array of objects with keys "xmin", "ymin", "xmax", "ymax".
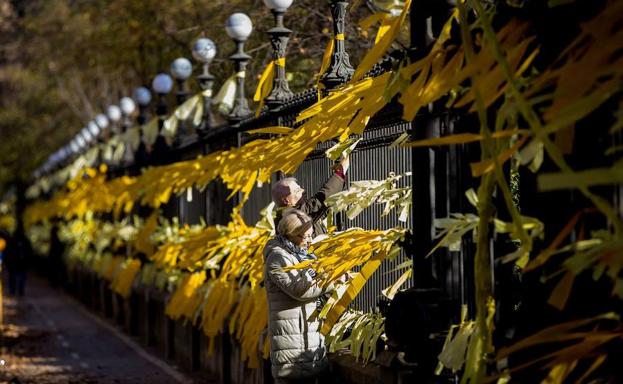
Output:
[{"xmin": 299, "ymin": 172, "xmax": 345, "ymax": 221}]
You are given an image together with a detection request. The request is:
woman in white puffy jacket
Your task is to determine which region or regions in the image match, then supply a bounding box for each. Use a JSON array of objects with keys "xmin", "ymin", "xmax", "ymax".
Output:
[{"xmin": 263, "ymin": 208, "xmax": 334, "ymax": 384}]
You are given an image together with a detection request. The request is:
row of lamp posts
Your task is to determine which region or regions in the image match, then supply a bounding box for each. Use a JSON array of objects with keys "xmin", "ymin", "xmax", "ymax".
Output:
[{"xmin": 38, "ymin": 0, "xmax": 355, "ymax": 177}]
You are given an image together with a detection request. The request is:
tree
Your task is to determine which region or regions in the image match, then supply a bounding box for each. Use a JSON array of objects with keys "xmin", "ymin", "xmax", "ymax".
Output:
[{"xmin": 0, "ymin": 0, "xmax": 376, "ymax": 194}]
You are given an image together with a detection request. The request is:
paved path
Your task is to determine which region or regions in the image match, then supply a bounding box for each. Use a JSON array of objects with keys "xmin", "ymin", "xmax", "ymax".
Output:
[{"xmin": 0, "ymin": 274, "xmax": 194, "ymax": 384}]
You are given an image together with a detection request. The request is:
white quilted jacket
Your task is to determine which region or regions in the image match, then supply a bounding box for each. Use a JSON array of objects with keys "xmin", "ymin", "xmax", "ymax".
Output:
[{"xmin": 263, "ymin": 238, "xmax": 330, "ymax": 379}]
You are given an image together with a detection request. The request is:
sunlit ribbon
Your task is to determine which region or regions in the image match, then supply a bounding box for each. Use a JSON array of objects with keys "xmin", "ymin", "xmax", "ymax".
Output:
[
  {"xmin": 158, "ymin": 87, "xmax": 218, "ymax": 139},
  {"xmin": 214, "ymin": 71, "xmax": 245, "ymax": 114},
  {"xmin": 317, "ymin": 33, "xmax": 345, "ymax": 100},
  {"xmin": 351, "ymin": 0, "xmax": 412, "ymax": 83},
  {"xmin": 141, "ymin": 118, "xmax": 159, "ymax": 147},
  {"xmin": 253, "ymin": 57, "xmax": 286, "ymax": 116}
]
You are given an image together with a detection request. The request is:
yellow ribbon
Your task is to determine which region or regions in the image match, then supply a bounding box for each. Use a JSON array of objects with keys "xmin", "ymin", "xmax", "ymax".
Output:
[
  {"xmin": 317, "ymin": 33, "xmax": 346, "ymax": 100},
  {"xmin": 351, "ymin": 0, "xmax": 412, "ymax": 83},
  {"xmin": 319, "ymin": 34, "xmax": 345, "ymax": 75},
  {"xmin": 254, "ymin": 62, "xmax": 275, "ymax": 102},
  {"xmin": 141, "ymin": 118, "xmax": 159, "ymax": 147},
  {"xmin": 319, "ymin": 41, "xmax": 334, "ymax": 79},
  {"xmin": 214, "ymin": 72, "xmax": 243, "ymax": 114},
  {"xmin": 253, "ymin": 58, "xmax": 286, "ymax": 116},
  {"xmin": 358, "ymin": 12, "xmax": 395, "ymax": 44},
  {"xmin": 375, "ymin": 16, "xmax": 393, "ymax": 44}
]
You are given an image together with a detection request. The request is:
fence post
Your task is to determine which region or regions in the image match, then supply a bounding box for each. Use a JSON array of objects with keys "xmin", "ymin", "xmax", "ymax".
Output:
[
  {"xmin": 226, "ymin": 13, "xmax": 254, "ymax": 125},
  {"xmin": 264, "ymin": 3, "xmax": 294, "ymax": 111},
  {"xmin": 320, "ymin": 0, "xmax": 355, "ymax": 90},
  {"xmin": 408, "ymin": 0, "xmax": 437, "ymax": 290}
]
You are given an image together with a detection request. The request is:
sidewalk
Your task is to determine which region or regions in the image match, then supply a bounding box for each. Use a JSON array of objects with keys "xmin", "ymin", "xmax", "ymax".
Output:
[{"xmin": 0, "ymin": 274, "xmax": 194, "ymax": 384}]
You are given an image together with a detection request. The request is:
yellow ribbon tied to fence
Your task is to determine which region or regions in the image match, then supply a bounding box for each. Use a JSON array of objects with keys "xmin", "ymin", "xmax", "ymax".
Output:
[
  {"xmin": 316, "ymin": 33, "xmax": 345, "ymax": 99},
  {"xmin": 214, "ymin": 72, "xmax": 245, "ymax": 114},
  {"xmin": 254, "ymin": 57, "xmax": 285, "ymax": 116},
  {"xmin": 111, "ymin": 258, "xmax": 142, "ymax": 298},
  {"xmin": 351, "ymin": 0, "xmax": 412, "ymax": 83},
  {"xmin": 320, "ymin": 33, "xmax": 344, "ymax": 76},
  {"xmin": 165, "ymin": 271, "xmax": 207, "ymax": 321},
  {"xmin": 283, "ymin": 228, "xmax": 405, "ymax": 334},
  {"xmin": 162, "ymin": 89, "xmax": 213, "ymax": 138},
  {"xmin": 141, "ymin": 118, "xmax": 159, "ymax": 148}
]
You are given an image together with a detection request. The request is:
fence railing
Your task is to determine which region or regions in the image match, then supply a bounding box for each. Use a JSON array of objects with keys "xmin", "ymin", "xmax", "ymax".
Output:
[
  {"xmin": 18, "ymin": 1, "xmax": 623, "ymax": 383},
  {"xmin": 24, "ymin": 2, "xmax": 466, "ymax": 383}
]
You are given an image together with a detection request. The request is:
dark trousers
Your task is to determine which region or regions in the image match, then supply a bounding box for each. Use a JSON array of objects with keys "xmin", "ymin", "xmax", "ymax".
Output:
[
  {"xmin": 8, "ymin": 270, "xmax": 27, "ymax": 296},
  {"xmin": 274, "ymin": 379, "xmax": 318, "ymax": 384},
  {"xmin": 274, "ymin": 369, "xmax": 333, "ymax": 384}
]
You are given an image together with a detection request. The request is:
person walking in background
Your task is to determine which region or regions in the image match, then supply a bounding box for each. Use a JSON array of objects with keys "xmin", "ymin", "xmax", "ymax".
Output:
[
  {"xmin": 48, "ymin": 223, "xmax": 66, "ymax": 287},
  {"xmin": 263, "ymin": 209, "xmax": 334, "ymax": 384},
  {"xmin": 271, "ymin": 156, "xmax": 349, "ymax": 237},
  {"xmin": 4, "ymin": 221, "xmax": 32, "ymax": 296},
  {"xmin": 0, "ymin": 229, "xmax": 7, "ymax": 263}
]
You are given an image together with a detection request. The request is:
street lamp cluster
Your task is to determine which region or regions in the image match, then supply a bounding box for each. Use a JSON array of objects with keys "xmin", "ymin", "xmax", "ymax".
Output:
[{"xmin": 36, "ymin": 0, "xmax": 355, "ymax": 180}]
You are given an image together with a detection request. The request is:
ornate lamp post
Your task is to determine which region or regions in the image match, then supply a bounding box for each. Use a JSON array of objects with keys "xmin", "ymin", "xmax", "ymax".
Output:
[
  {"xmin": 84, "ymin": 123, "xmax": 98, "ymax": 166},
  {"xmin": 320, "ymin": 0, "xmax": 354, "ymax": 90},
  {"xmin": 64, "ymin": 145, "xmax": 74, "ymax": 165},
  {"xmin": 225, "ymin": 12, "xmax": 253, "ymax": 124},
  {"xmin": 94, "ymin": 116, "xmax": 109, "ymax": 166},
  {"xmin": 192, "ymin": 37, "xmax": 217, "ymax": 132},
  {"xmin": 81, "ymin": 127, "xmax": 95, "ymax": 152},
  {"xmin": 49, "ymin": 152, "xmax": 58, "ymax": 170},
  {"xmin": 70, "ymin": 139, "xmax": 80, "ymax": 155},
  {"xmin": 95, "ymin": 113, "xmax": 110, "ymax": 142},
  {"xmin": 152, "ymin": 73, "xmax": 174, "ymax": 125},
  {"xmin": 58, "ymin": 146, "xmax": 70, "ymax": 167},
  {"xmin": 132, "ymin": 87, "xmax": 152, "ymax": 170},
  {"xmin": 170, "ymin": 57, "xmax": 193, "ymax": 136},
  {"xmin": 76, "ymin": 131, "xmax": 87, "ymax": 151},
  {"xmin": 133, "ymin": 86, "xmax": 152, "ymax": 125},
  {"xmin": 170, "ymin": 57, "xmax": 193, "ymax": 105},
  {"xmin": 120, "ymin": 97, "xmax": 136, "ymax": 132},
  {"xmin": 87, "ymin": 122, "xmax": 97, "ymax": 136},
  {"xmin": 87, "ymin": 121, "xmax": 100, "ymax": 141},
  {"xmin": 118, "ymin": 97, "xmax": 137, "ymax": 167},
  {"xmin": 105, "ymin": 105, "xmax": 122, "ymax": 169},
  {"xmin": 263, "ymin": 0, "xmax": 294, "ymax": 111},
  {"xmin": 107, "ymin": 105, "xmax": 122, "ymax": 135},
  {"xmin": 151, "ymin": 73, "xmax": 174, "ymax": 161}
]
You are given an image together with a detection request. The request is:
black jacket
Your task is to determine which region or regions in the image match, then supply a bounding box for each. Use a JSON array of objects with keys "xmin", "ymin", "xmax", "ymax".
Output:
[
  {"xmin": 4, "ymin": 233, "xmax": 33, "ymax": 272},
  {"xmin": 275, "ymin": 173, "xmax": 345, "ymax": 237}
]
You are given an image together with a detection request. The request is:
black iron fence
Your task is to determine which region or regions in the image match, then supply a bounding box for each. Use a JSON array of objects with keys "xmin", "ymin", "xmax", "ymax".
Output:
[{"xmin": 24, "ymin": 0, "xmax": 623, "ymax": 383}]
